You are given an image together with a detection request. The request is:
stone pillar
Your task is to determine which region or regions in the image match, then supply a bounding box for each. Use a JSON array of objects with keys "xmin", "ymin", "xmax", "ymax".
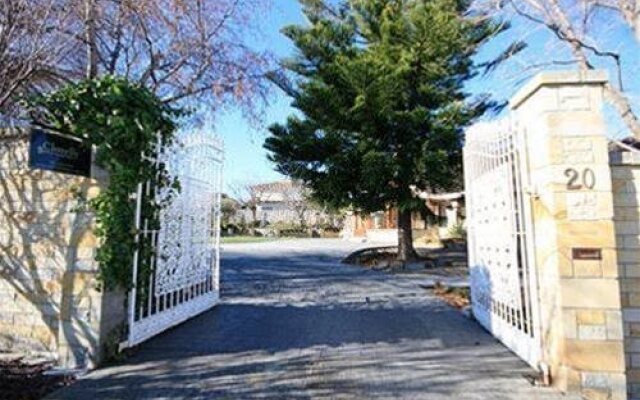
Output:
[
  {"xmin": 611, "ymin": 150, "xmax": 640, "ymax": 399},
  {"xmin": 0, "ymin": 128, "xmax": 126, "ymax": 369},
  {"xmin": 511, "ymin": 71, "xmax": 626, "ymax": 399}
]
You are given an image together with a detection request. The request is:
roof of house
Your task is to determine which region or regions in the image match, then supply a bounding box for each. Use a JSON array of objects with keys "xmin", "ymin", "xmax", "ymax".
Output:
[
  {"xmin": 410, "ymin": 185, "xmax": 464, "ymax": 202},
  {"xmin": 250, "ymin": 180, "xmax": 297, "ymax": 192},
  {"xmin": 417, "ymin": 191, "xmax": 464, "ymax": 201},
  {"xmin": 251, "ymin": 180, "xmax": 304, "ymax": 203}
]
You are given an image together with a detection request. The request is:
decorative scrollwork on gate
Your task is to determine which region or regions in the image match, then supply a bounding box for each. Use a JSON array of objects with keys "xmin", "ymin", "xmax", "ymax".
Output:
[
  {"xmin": 128, "ymin": 129, "xmax": 223, "ymax": 347},
  {"xmin": 155, "ymin": 182, "xmax": 215, "ymax": 296}
]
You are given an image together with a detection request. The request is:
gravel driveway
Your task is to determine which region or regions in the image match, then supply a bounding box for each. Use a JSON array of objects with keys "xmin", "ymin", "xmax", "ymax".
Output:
[{"xmin": 50, "ymin": 239, "xmax": 575, "ymax": 399}]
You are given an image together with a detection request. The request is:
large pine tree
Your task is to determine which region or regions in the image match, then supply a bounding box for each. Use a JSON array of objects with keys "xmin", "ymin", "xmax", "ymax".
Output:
[{"xmin": 266, "ymin": 0, "xmax": 507, "ymax": 260}]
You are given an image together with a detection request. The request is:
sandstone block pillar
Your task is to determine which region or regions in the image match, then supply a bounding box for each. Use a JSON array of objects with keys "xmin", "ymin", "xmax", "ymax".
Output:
[{"xmin": 511, "ymin": 71, "xmax": 626, "ymax": 399}]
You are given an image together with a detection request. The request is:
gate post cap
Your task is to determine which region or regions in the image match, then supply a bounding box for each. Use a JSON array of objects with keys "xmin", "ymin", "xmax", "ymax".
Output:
[{"xmin": 510, "ymin": 70, "xmax": 608, "ymax": 110}]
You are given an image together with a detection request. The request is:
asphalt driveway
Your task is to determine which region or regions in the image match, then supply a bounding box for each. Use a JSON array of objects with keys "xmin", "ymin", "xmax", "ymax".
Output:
[{"xmin": 49, "ymin": 239, "xmax": 574, "ymax": 399}]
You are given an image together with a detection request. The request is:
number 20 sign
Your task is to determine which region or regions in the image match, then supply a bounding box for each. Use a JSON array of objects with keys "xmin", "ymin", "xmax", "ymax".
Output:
[{"xmin": 564, "ymin": 168, "xmax": 596, "ymax": 190}]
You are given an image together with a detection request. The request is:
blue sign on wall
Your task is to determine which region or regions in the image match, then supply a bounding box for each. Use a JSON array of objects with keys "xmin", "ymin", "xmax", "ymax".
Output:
[{"xmin": 29, "ymin": 129, "xmax": 91, "ymax": 177}]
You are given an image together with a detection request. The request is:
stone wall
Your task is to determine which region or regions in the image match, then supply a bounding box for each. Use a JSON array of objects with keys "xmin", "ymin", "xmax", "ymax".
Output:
[
  {"xmin": 611, "ymin": 150, "xmax": 640, "ymax": 399},
  {"xmin": 509, "ymin": 71, "xmax": 627, "ymax": 399},
  {"xmin": 0, "ymin": 128, "xmax": 125, "ymax": 368}
]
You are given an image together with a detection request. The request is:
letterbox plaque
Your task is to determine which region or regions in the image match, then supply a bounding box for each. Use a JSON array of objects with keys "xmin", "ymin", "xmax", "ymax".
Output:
[
  {"xmin": 572, "ymin": 248, "xmax": 602, "ymax": 261},
  {"xmin": 29, "ymin": 129, "xmax": 91, "ymax": 177}
]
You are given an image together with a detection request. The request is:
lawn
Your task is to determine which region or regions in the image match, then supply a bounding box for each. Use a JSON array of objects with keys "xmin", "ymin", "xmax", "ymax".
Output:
[{"xmin": 220, "ymin": 236, "xmax": 280, "ymax": 244}]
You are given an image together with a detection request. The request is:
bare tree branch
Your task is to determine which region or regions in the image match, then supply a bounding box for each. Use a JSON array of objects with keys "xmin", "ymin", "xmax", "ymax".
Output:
[
  {"xmin": 0, "ymin": 0, "xmax": 275, "ymax": 123},
  {"xmin": 0, "ymin": 0, "xmax": 78, "ymax": 122},
  {"xmin": 476, "ymin": 0, "xmax": 640, "ymax": 138}
]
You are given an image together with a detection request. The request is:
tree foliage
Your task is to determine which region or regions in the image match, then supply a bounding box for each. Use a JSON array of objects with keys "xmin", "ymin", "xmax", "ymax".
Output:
[
  {"xmin": 1, "ymin": 0, "xmax": 274, "ymax": 121},
  {"xmin": 265, "ymin": 0, "xmax": 506, "ymax": 259},
  {"xmin": 28, "ymin": 76, "xmax": 182, "ymax": 289}
]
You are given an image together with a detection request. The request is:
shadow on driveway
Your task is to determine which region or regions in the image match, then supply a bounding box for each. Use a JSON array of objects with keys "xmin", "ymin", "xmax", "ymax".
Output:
[{"xmin": 49, "ymin": 239, "xmax": 574, "ymax": 399}]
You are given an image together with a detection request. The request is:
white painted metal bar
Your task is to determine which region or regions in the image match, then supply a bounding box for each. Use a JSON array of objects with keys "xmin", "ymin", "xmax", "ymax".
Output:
[
  {"xmin": 464, "ymin": 118, "xmax": 541, "ymax": 369},
  {"xmin": 518, "ymin": 124, "xmax": 543, "ymax": 355},
  {"xmin": 126, "ymin": 129, "xmax": 224, "ymax": 348},
  {"xmin": 128, "ymin": 181, "xmax": 144, "ymax": 334}
]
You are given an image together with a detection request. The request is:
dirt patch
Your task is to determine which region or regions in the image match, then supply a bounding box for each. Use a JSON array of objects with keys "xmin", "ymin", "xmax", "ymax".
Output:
[
  {"xmin": 433, "ymin": 282, "xmax": 470, "ymax": 309},
  {"xmin": 342, "ymin": 244, "xmax": 468, "ymax": 273},
  {"xmin": 341, "ymin": 246, "xmax": 399, "ymax": 269},
  {"xmin": 0, "ymin": 357, "xmax": 76, "ymax": 400}
]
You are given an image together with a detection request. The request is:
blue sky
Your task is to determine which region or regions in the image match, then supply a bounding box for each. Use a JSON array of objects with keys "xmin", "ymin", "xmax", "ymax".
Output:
[
  {"xmin": 216, "ymin": 2, "xmax": 305, "ymax": 191},
  {"xmin": 215, "ymin": 2, "xmax": 640, "ymax": 192}
]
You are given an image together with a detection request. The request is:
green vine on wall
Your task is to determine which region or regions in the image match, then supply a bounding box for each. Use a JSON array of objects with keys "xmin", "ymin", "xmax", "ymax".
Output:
[{"xmin": 27, "ymin": 76, "xmax": 184, "ymax": 290}]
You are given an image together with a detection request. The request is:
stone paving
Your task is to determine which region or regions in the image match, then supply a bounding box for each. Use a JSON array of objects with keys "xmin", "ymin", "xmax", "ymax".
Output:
[{"xmin": 50, "ymin": 239, "xmax": 576, "ymax": 399}]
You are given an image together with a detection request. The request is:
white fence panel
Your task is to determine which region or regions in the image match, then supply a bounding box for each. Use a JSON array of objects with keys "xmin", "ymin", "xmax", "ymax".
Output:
[
  {"xmin": 127, "ymin": 130, "xmax": 223, "ymax": 347},
  {"xmin": 464, "ymin": 119, "xmax": 541, "ymax": 368}
]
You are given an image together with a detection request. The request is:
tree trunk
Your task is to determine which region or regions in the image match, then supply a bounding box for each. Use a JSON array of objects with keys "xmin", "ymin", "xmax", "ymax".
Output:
[
  {"xmin": 250, "ymin": 207, "xmax": 258, "ymax": 234},
  {"xmin": 299, "ymin": 209, "xmax": 307, "ymax": 227},
  {"xmin": 250, "ymin": 207, "xmax": 257, "ymax": 224},
  {"xmin": 397, "ymin": 208, "xmax": 417, "ymax": 262},
  {"xmin": 85, "ymin": 0, "xmax": 98, "ymax": 79}
]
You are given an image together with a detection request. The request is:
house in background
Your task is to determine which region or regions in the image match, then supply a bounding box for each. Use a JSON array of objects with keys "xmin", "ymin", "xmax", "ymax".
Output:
[
  {"xmin": 416, "ymin": 191, "xmax": 465, "ymax": 237},
  {"xmin": 237, "ymin": 180, "xmax": 329, "ymax": 227},
  {"xmin": 341, "ymin": 191, "xmax": 465, "ymax": 243}
]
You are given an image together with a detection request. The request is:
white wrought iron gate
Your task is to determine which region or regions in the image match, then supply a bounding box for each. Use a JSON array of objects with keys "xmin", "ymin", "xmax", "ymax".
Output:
[
  {"xmin": 127, "ymin": 130, "xmax": 223, "ymax": 347},
  {"xmin": 463, "ymin": 119, "xmax": 541, "ymax": 368}
]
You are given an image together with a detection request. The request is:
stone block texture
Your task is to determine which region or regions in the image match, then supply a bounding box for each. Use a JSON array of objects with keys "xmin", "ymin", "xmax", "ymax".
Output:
[
  {"xmin": 612, "ymin": 151, "xmax": 640, "ymax": 399},
  {"xmin": 0, "ymin": 129, "xmax": 125, "ymax": 368},
  {"xmin": 511, "ymin": 71, "xmax": 627, "ymax": 400}
]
